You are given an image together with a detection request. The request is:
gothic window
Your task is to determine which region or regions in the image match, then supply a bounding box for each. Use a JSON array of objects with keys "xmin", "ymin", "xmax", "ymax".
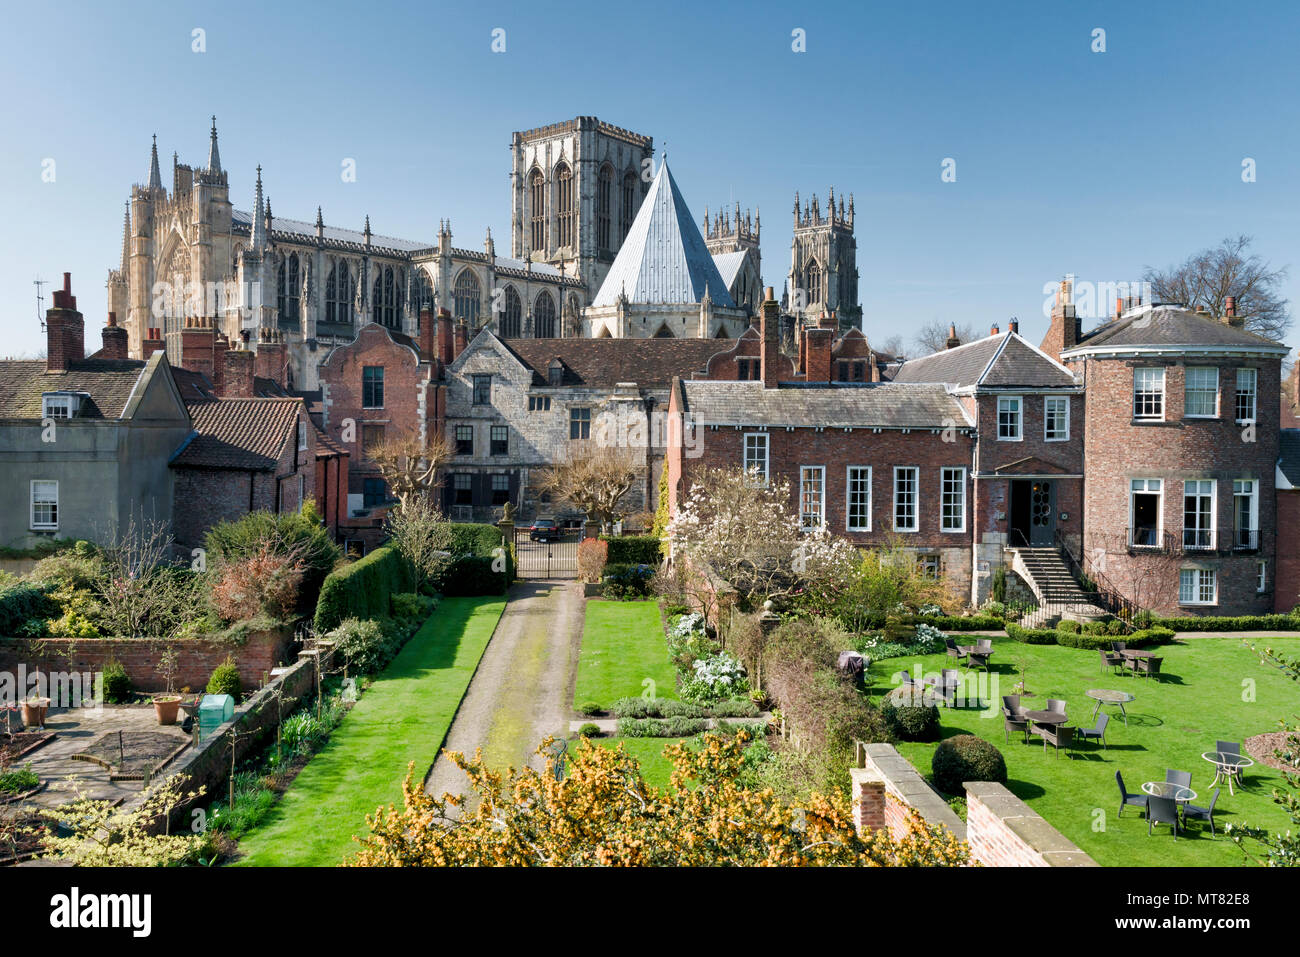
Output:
[
  {"xmin": 371, "ymin": 266, "xmax": 398, "ymax": 327},
  {"xmin": 621, "ymin": 171, "xmax": 638, "ymax": 241},
  {"xmin": 597, "ymin": 164, "xmax": 614, "ymax": 254},
  {"xmin": 555, "ymin": 162, "xmax": 574, "ymax": 249},
  {"xmin": 533, "ymin": 290, "xmax": 556, "ymax": 338},
  {"xmin": 804, "ymin": 259, "xmax": 822, "ymax": 305},
  {"xmin": 529, "ymin": 167, "xmax": 546, "ymax": 252},
  {"xmin": 276, "ymin": 259, "xmax": 286, "ymax": 319},
  {"xmin": 454, "ymin": 269, "xmax": 481, "ymax": 326},
  {"xmin": 326, "ymin": 260, "xmax": 352, "ymax": 324},
  {"xmin": 413, "ymin": 268, "xmax": 434, "ymax": 310},
  {"xmin": 285, "ymin": 253, "xmax": 301, "ymax": 321},
  {"xmin": 500, "ymin": 285, "xmax": 522, "ymax": 338}
]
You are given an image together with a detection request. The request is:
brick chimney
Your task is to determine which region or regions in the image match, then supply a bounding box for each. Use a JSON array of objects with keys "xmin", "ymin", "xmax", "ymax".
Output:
[
  {"xmin": 760, "ymin": 287, "xmax": 782, "ymax": 388},
  {"xmin": 45, "ymin": 272, "xmax": 85, "ymax": 373},
  {"xmin": 180, "ymin": 316, "xmax": 216, "ymax": 379},
  {"xmin": 437, "ymin": 307, "xmax": 454, "ymax": 366},
  {"xmin": 254, "ymin": 327, "xmax": 288, "ymax": 389},
  {"xmin": 453, "ymin": 321, "xmax": 468, "ymax": 360},
  {"xmin": 100, "ymin": 312, "xmax": 129, "ymax": 360},
  {"xmin": 945, "ymin": 323, "xmax": 961, "ymax": 349},
  {"xmin": 211, "ymin": 333, "xmax": 229, "ymax": 395},
  {"xmin": 990, "ymin": 323, "xmax": 1000, "ymax": 337},
  {"xmin": 222, "ymin": 346, "xmax": 255, "ymax": 398},
  {"xmin": 1008, "ymin": 318, "xmax": 1019, "ymax": 334},
  {"xmin": 141, "ymin": 326, "xmax": 166, "ymax": 359},
  {"xmin": 1222, "ymin": 296, "xmax": 1244, "ymax": 327},
  {"xmin": 805, "ymin": 328, "xmax": 834, "ymax": 384},
  {"xmin": 419, "ymin": 306, "xmax": 435, "ymax": 362}
]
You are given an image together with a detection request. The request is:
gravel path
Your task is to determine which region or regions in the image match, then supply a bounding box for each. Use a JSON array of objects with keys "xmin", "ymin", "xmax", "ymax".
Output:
[{"xmin": 425, "ymin": 579, "xmax": 582, "ymax": 800}]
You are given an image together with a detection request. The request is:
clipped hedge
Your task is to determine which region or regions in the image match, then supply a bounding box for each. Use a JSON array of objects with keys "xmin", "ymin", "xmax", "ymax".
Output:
[
  {"xmin": 314, "ymin": 546, "xmax": 415, "ymax": 633},
  {"xmin": 1004, "ymin": 623, "xmax": 1059, "ymax": 645},
  {"xmin": 1057, "ymin": 625, "xmax": 1174, "ymax": 650},
  {"xmin": 919, "ymin": 614, "xmax": 1004, "ymax": 631},
  {"xmin": 932, "ymin": 734, "xmax": 1007, "ymax": 795},
  {"xmin": 0, "ymin": 580, "xmax": 59, "ymax": 637},
  {"xmin": 1151, "ymin": 613, "xmax": 1300, "ymax": 632},
  {"xmin": 601, "ymin": 535, "xmax": 663, "ymax": 566},
  {"xmin": 617, "ymin": 716, "xmax": 712, "ymax": 738},
  {"xmin": 881, "ymin": 693, "xmax": 941, "ymax": 742},
  {"xmin": 438, "ymin": 556, "xmax": 509, "ymax": 597}
]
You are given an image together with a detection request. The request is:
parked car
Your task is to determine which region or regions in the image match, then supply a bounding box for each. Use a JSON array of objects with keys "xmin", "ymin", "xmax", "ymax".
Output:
[{"xmin": 530, "ymin": 519, "xmax": 560, "ymax": 542}]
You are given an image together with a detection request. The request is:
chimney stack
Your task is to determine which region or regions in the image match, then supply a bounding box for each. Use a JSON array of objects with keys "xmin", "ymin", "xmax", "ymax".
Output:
[
  {"xmin": 45, "ymin": 272, "xmax": 85, "ymax": 373},
  {"xmin": 254, "ymin": 327, "xmax": 288, "ymax": 389},
  {"xmin": 1222, "ymin": 296, "xmax": 1243, "ymax": 327},
  {"xmin": 990, "ymin": 323, "xmax": 1000, "ymax": 336},
  {"xmin": 419, "ymin": 306, "xmax": 435, "ymax": 363},
  {"xmin": 437, "ymin": 307, "xmax": 454, "ymax": 366},
  {"xmin": 180, "ymin": 315, "xmax": 216, "ymax": 379},
  {"xmin": 222, "ymin": 346, "xmax": 255, "ymax": 398},
  {"xmin": 1009, "ymin": 318, "xmax": 1019, "ymax": 334},
  {"xmin": 805, "ymin": 327, "xmax": 834, "ymax": 384},
  {"xmin": 945, "ymin": 323, "xmax": 961, "ymax": 350},
  {"xmin": 141, "ymin": 326, "xmax": 166, "ymax": 359},
  {"xmin": 453, "ymin": 321, "xmax": 468, "ymax": 360},
  {"xmin": 760, "ymin": 286, "xmax": 782, "ymax": 388},
  {"xmin": 101, "ymin": 312, "xmax": 129, "ymax": 360}
]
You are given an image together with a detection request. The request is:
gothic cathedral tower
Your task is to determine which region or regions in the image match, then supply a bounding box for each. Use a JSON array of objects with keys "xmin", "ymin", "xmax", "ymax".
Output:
[
  {"xmin": 787, "ymin": 188, "xmax": 860, "ymax": 333},
  {"xmin": 510, "ymin": 117, "xmax": 654, "ymax": 304}
]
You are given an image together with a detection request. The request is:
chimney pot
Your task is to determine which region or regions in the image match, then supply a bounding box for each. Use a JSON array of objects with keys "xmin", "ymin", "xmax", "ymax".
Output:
[
  {"xmin": 1009, "ymin": 318, "xmax": 1019, "ymax": 334},
  {"xmin": 990, "ymin": 323, "xmax": 1000, "ymax": 336}
]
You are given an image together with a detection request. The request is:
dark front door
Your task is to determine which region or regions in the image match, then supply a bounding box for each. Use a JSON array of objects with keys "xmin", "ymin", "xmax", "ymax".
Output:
[{"xmin": 1010, "ymin": 480, "xmax": 1056, "ymax": 546}]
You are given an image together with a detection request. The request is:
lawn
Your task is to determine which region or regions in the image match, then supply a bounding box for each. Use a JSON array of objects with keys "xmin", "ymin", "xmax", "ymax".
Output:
[
  {"xmin": 573, "ymin": 600, "xmax": 678, "ymax": 710},
  {"xmin": 234, "ymin": 596, "xmax": 507, "ymax": 866},
  {"xmin": 868, "ymin": 636, "xmax": 1300, "ymax": 867},
  {"xmin": 583, "ymin": 737, "xmax": 686, "ymax": 790}
]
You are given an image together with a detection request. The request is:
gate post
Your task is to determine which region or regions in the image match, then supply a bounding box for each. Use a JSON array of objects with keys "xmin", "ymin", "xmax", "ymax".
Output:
[
  {"xmin": 583, "ymin": 520, "xmax": 600, "ymax": 540},
  {"xmin": 497, "ymin": 518, "xmax": 515, "ymax": 581}
]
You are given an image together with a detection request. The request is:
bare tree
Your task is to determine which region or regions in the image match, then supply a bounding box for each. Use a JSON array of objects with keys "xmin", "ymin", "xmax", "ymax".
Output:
[
  {"xmin": 532, "ymin": 442, "xmax": 641, "ymax": 530},
  {"xmin": 367, "ymin": 434, "xmax": 453, "ymax": 507},
  {"xmin": 876, "ymin": 334, "xmax": 907, "ymax": 360},
  {"xmin": 383, "ymin": 496, "xmax": 452, "ymax": 593},
  {"xmin": 912, "ymin": 320, "xmax": 976, "ymax": 357},
  {"xmin": 1143, "ymin": 235, "xmax": 1292, "ymax": 341}
]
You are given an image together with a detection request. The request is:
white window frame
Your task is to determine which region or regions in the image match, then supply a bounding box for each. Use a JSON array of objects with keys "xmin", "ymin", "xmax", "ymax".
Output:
[
  {"xmin": 41, "ymin": 395, "xmax": 75, "ymax": 419},
  {"xmin": 1235, "ymin": 368, "xmax": 1257, "ymax": 424},
  {"xmin": 940, "ymin": 467, "xmax": 966, "ymax": 533},
  {"xmin": 846, "ymin": 466, "xmax": 872, "ymax": 532},
  {"xmin": 893, "ymin": 466, "xmax": 919, "ymax": 533},
  {"xmin": 297, "ymin": 420, "xmax": 308, "ymax": 451},
  {"xmin": 1129, "ymin": 478, "xmax": 1163, "ymax": 547},
  {"xmin": 996, "ymin": 395, "xmax": 1023, "ymax": 441},
  {"xmin": 1257, "ymin": 561, "xmax": 1267, "ymax": 593},
  {"xmin": 1233, "ymin": 479, "xmax": 1259, "ymax": 550},
  {"xmin": 1182, "ymin": 479, "xmax": 1216, "ymax": 550},
  {"xmin": 30, "ymin": 480, "xmax": 58, "ymax": 530},
  {"xmin": 799, "ymin": 466, "xmax": 826, "ymax": 531},
  {"xmin": 1043, "ymin": 396, "xmax": 1070, "ymax": 442},
  {"xmin": 743, "ymin": 432, "xmax": 769, "ymax": 486},
  {"xmin": 1133, "ymin": 367, "xmax": 1165, "ymax": 421},
  {"xmin": 1179, "ymin": 567, "xmax": 1217, "ymax": 606},
  {"xmin": 1184, "ymin": 366, "xmax": 1219, "ymax": 418}
]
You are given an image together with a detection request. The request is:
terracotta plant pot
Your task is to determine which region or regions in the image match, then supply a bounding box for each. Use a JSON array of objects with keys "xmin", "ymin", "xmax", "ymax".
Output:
[
  {"xmin": 153, "ymin": 695, "xmax": 181, "ymax": 726},
  {"xmin": 21, "ymin": 697, "xmax": 50, "ymax": 729}
]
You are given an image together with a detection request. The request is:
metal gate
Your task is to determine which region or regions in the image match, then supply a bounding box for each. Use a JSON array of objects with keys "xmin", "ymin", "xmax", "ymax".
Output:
[{"xmin": 513, "ymin": 525, "xmax": 581, "ymax": 579}]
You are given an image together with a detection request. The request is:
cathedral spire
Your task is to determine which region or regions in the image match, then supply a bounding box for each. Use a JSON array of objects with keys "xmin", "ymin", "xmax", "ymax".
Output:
[
  {"xmin": 251, "ymin": 165, "xmax": 266, "ymax": 250},
  {"xmin": 147, "ymin": 134, "xmax": 162, "ymax": 191},
  {"xmin": 315, "ymin": 206, "xmax": 324, "ymax": 240},
  {"xmin": 120, "ymin": 202, "xmax": 131, "ymax": 272},
  {"xmin": 206, "ymin": 116, "xmax": 222, "ymax": 174}
]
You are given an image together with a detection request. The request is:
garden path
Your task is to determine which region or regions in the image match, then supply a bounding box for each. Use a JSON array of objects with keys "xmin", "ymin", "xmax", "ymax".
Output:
[{"xmin": 424, "ymin": 579, "xmax": 582, "ymax": 801}]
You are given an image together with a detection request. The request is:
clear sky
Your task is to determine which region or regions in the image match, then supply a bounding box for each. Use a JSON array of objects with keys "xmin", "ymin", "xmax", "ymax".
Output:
[{"xmin": 2, "ymin": 0, "xmax": 1297, "ymax": 359}]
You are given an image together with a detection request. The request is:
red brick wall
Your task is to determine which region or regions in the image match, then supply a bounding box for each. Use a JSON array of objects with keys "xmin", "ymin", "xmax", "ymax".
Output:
[
  {"xmin": 1276, "ymin": 490, "xmax": 1300, "ymax": 612},
  {"xmin": 0, "ymin": 629, "xmax": 294, "ymax": 695},
  {"xmin": 1079, "ymin": 355, "xmax": 1281, "ymax": 616}
]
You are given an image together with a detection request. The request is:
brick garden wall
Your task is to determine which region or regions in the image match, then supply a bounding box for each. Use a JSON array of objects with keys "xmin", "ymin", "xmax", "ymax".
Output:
[{"xmin": 0, "ymin": 628, "xmax": 295, "ymax": 694}]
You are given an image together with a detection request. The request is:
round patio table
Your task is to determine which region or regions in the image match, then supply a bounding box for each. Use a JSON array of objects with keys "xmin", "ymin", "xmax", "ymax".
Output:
[
  {"xmin": 1086, "ymin": 689, "xmax": 1135, "ymax": 726},
  {"xmin": 1142, "ymin": 781, "xmax": 1195, "ymax": 803},
  {"xmin": 1023, "ymin": 710, "xmax": 1067, "ymax": 725},
  {"xmin": 1202, "ymin": 751, "xmax": 1254, "ymax": 797}
]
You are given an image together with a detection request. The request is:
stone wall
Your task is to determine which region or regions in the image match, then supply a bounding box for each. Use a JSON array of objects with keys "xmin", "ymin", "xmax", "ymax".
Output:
[
  {"xmin": 0, "ymin": 628, "xmax": 295, "ymax": 694},
  {"xmin": 851, "ymin": 743, "xmax": 966, "ymax": 841}
]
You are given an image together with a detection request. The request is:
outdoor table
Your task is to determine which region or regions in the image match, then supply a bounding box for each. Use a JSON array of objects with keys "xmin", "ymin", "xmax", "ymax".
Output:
[
  {"xmin": 1142, "ymin": 781, "xmax": 1195, "ymax": 803},
  {"xmin": 1202, "ymin": 751, "xmax": 1254, "ymax": 797},
  {"xmin": 1119, "ymin": 649, "xmax": 1152, "ymax": 675},
  {"xmin": 964, "ymin": 650, "xmax": 992, "ymax": 672},
  {"xmin": 1023, "ymin": 710, "xmax": 1067, "ymax": 726},
  {"xmin": 1086, "ymin": 689, "xmax": 1135, "ymax": 726}
]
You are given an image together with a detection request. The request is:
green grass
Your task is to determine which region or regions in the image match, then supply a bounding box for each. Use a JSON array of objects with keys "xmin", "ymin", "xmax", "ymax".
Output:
[
  {"xmin": 869, "ymin": 636, "xmax": 1300, "ymax": 867},
  {"xmin": 233, "ymin": 596, "xmax": 506, "ymax": 866},
  {"xmin": 573, "ymin": 600, "xmax": 678, "ymax": 710},
  {"xmin": 584, "ymin": 737, "xmax": 686, "ymax": 790}
]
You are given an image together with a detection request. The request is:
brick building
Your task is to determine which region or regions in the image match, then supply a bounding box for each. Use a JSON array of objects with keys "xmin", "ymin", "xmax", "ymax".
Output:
[
  {"xmin": 1276, "ymin": 431, "xmax": 1300, "ymax": 612},
  {"xmin": 1057, "ymin": 293, "xmax": 1288, "ymax": 616}
]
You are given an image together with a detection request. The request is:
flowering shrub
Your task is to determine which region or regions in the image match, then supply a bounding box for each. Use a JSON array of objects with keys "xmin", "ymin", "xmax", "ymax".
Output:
[
  {"xmin": 666, "ymin": 613, "xmax": 720, "ymax": 674},
  {"xmin": 669, "ymin": 613, "xmax": 704, "ymax": 641},
  {"xmin": 210, "ymin": 541, "xmax": 306, "ymax": 623},
  {"xmin": 682, "ymin": 652, "xmax": 749, "ymax": 703},
  {"xmin": 855, "ymin": 623, "xmax": 948, "ymax": 660},
  {"xmin": 918, "ymin": 604, "xmax": 942, "ymax": 616},
  {"xmin": 912, "ymin": 623, "xmax": 947, "ymax": 651}
]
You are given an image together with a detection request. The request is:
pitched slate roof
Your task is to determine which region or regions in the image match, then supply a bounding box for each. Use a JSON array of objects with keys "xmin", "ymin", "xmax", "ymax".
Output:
[
  {"xmin": 171, "ymin": 397, "xmax": 302, "ymax": 470},
  {"xmin": 890, "ymin": 332, "xmax": 1075, "ymax": 389},
  {"xmin": 592, "ymin": 160, "xmax": 736, "ymax": 308},
  {"xmin": 680, "ymin": 380, "xmax": 972, "ymax": 430},
  {"xmin": 499, "ymin": 336, "xmax": 730, "ymax": 390},
  {"xmin": 232, "ymin": 209, "xmax": 429, "ymax": 253},
  {"xmin": 169, "ymin": 366, "xmax": 291, "ymax": 402},
  {"xmin": 1279, "ymin": 430, "xmax": 1300, "ymax": 488},
  {"xmin": 1066, "ymin": 306, "xmax": 1289, "ymax": 354},
  {"xmin": 0, "ymin": 358, "xmax": 151, "ymax": 419},
  {"xmin": 710, "ymin": 250, "xmax": 749, "ymax": 290}
]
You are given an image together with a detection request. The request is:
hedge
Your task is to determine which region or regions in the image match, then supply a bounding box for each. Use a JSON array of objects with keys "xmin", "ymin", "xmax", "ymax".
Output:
[
  {"xmin": 1057, "ymin": 626, "xmax": 1174, "ymax": 650},
  {"xmin": 601, "ymin": 535, "xmax": 662, "ymax": 566},
  {"xmin": 437, "ymin": 556, "xmax": 509, "ymax": 596},
  {"xmin": 932, "ymin": 734, "xmax": 1007, "ymax": 795},
  {"xmin": 920, "ymin": 614, "xmax": 1004, "ymax": 631},
  {"xmin": 435, "ymin": 523, "xmax": 515, "ymax": 589},
  {"xmin": 0, "ymin": 580, "xmax": 59, "ymax": 637},
  {"xmin": 1004, "ymin": 623, "xmax": 1059, "ymax": 645},
  {"xmin": 314, "ymin": 546, "xmax": 415, "ymax": 633},
  {"xmin": 1151, "ymin": 614, "xmax": 1300, "ymax": 632}
]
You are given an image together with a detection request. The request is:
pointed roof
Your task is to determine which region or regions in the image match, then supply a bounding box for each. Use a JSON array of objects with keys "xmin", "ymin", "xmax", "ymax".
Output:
[
  {"xmin": 120, "ymin": 202, "xmax": 131, "ymax": 271},
  {"xmin": 147, "ymin": 134, "xmax": 162, "ymax": 190},
  {"xmin": 592, "ymin": 159, "xmax": 736, "ymax": 308},
  {"xmin": 891, "ymin": 331, "xmax": 1076, "ymax": 389},
  {"xmin": 250, "ymin": 166, "xmax": 266, "ymax": 250},
  {"xmin": 1062, "ymin": 305, "xmax": 1289, "ymax": 357},
  {"xmin": 206, "ymin": 116, "xmax": 222, "ymax": 174}
]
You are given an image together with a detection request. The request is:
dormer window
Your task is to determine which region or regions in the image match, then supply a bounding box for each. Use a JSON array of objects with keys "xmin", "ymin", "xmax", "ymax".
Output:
[
  {"xmin": 41, "ymin": 393, "xmax": 79, "ymax": 419},
  {"xmin": 548, "ymin": 360, "xmax": 564, "ymax": 386}
]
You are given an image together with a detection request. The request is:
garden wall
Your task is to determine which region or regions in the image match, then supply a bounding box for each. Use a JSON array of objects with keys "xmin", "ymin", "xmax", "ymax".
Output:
[
  {"xmin": 852, "ymin": 742, "xmax": 966, "ymax": 841},
  {"xmin": 0, "ymin": 627, "xmax": 294, "ymax": 694}
]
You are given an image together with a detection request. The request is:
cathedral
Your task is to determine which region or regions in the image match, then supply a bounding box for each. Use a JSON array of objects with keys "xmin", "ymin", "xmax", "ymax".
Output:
[{"xmin": 105, "ymin": 116, "xmax": 860, "ymax": 388}]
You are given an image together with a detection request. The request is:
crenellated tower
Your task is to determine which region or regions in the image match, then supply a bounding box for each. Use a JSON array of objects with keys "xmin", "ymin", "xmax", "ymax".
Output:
[{"xmin": 787, "ymin": 187, "xmax": 859, "ymax": 334}]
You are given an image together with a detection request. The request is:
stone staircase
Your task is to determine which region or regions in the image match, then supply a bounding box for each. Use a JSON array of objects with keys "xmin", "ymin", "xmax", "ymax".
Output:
[{"xmin": 1010, "ymin": 547, "xmax": 1107, "ymax": 628}]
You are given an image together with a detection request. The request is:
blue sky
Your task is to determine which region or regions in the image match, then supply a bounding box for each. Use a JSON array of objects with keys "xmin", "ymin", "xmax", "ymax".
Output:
[{"xmin": 2, "ymin": 0, "xmax": 1297, "ymax": 359}]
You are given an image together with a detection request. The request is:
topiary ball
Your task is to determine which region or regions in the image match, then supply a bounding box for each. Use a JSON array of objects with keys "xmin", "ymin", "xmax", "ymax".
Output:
[
  {"xmin": 931, "ymin": 734, "xmax": 1007, "ymax": 795},
  {"xmin": 882, "ymin": 691, "xmax": 941, "ymax": 742}
]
